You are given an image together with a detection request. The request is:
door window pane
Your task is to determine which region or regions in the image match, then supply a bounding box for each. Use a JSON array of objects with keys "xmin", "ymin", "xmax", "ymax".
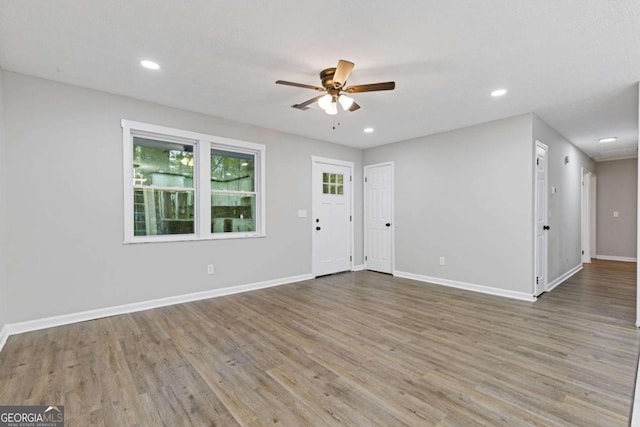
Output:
[{"xmin": 322, "ymin": 172, "xmax": 344, "ymax": 196}]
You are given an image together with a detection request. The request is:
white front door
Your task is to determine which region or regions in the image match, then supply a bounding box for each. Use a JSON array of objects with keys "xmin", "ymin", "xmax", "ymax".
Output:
[
  {"xmin": 365, "ymin": 163, "xmax": 394, "ymax": 273},
  {"xmin": 535, "ymin": 142, "xmax": 548, "ymax": 296},
  {"xmin": 312, "ymin": 158, "xmax": 352, "ymax": 276}
]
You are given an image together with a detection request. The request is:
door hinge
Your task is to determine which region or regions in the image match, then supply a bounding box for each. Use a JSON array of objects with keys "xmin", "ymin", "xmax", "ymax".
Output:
[
  {"xmin": 350, "ymin": 175, "xmax": 352, "ymax": 182},
  {"xmin": 350, "ymin": 215, "xmax": 352, "ymax": 222},
  {"xmin": 350, "ymin": 255, "xmax": 352, "ymax": 261},
  {"xmin": 536, "ymin": 158, "xmax": 539, "ymax": 165},
  {"xmin": 536, "ymin": 276, "xmax": 539, "ymax": 284},
  {"xmin": 365, "ymin": 255, "xmax": 368, "ymax": 261},
  {"xmin": 582, "ymin": 250, "xmax": 584, "ymax": 255},
  {"xmin": 365, "ymin": 177, "xmax": 368, "ymax": 183}
]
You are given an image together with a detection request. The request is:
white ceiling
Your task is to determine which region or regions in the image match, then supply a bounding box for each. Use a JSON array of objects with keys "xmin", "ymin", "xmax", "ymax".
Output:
[{"xmin": 1, "ymin": 1, "xmax": 638, "ymax": 160}]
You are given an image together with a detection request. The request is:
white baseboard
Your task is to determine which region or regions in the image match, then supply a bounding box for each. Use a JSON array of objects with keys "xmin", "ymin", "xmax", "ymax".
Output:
[
  {"xmin": 0, "ymin": 325, "xmax": 8, "ymax": 354},
  {"xmin": 352, "ymin": 264, "xmax": 365, "ymax": 272},
  {"xmin": 596, "ymin": 255, "xmax": 637, "ymax": 263},
  {"xmin": 545, "ymin": 264, "xmax": 583, "ymax": 292},
  {"xmin": 4, "ymin": 273, "xmax": 314, "ymax": 339},
  {"xmin": 393, "ymin": 271, "xmax": 536, "ymax": 302}
]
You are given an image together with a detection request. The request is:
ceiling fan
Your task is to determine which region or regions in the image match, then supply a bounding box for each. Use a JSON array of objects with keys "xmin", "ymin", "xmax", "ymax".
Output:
[{"xmin": 275, "ymin": 60, "xmax": 395, "ymax": 115}]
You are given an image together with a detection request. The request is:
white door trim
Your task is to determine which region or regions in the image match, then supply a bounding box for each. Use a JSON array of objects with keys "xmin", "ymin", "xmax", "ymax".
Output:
[
  {"xmin": 590, "ymin": 174, "xmax": 597, "ymax": 259},
  {"xmin": 581, "ymin": 168, "xmax": 590, "ymax": 263},
  {"xmin": 364, "ymin": 161, "xmax": 395, "ymax": 273},
  {"xmin": 533, "ymin": 141, "xmax": 548, "ymax": 296},
  {"xmin": 311, "ymin": 156, "xmax": 355, "ymax": 276},
  {"xmin": 581, "ymin": 167, "xmax": 597, "ymax": 264}
]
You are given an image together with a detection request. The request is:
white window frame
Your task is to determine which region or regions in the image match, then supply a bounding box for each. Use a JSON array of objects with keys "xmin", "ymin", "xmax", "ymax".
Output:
[{"xmin": 122, "ymin": 119, "xmax": 266, "ymax": 243}]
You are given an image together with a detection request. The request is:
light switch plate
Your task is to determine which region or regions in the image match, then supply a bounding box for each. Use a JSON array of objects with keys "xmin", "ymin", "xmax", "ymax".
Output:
[
  {"xmin": 298, "ymin": 209, "xmax": 308, "ymax": 218},
  {"xmin": 614, "ymin": 211, "xmax": 619, "ymax": 217}
]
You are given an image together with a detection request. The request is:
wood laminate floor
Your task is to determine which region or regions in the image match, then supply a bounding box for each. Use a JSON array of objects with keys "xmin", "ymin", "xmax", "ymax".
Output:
[{"xmin": 1, "ymin": 260, "xmax": 639, "ymax": 426}]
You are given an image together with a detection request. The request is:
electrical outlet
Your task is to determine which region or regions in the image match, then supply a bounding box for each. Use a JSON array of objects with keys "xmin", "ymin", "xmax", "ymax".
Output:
[
  {"xmin": 207, "ymin": 264, "xmax": 214, "ymax": 275},
  {"xmin": 439, "ymin": 257, "xmax": 445, "ymax": 266}
]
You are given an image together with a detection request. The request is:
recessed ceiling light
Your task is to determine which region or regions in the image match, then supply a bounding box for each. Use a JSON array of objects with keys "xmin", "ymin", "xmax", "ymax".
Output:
[
  {"xmin": 491, "ymin": 89, "xmax": 507, "ymax": 97},
  {"xmin": 140, "ymin": 60, "xmax": 160, "ymax": 70},
  {"xmin": 599, "ymin": 137, "xmax": 617, "ymax": 143},
  {"xmin": 364, "ymin": 127, "xmax": 374, "ymax": 133}
]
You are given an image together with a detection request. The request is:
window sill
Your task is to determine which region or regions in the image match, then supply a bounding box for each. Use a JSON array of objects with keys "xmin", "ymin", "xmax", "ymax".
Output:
[{"xmin": 123, "ymin": 233, "xmax": 266, "ymax": 244}]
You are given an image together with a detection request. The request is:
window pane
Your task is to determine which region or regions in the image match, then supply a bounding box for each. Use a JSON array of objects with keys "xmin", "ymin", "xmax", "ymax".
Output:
[
  {"xmin": 211, "ymin": 193, "xmax": 255, "ymax": 233},
  {"xmin": 337, "ymin": 174, "xmax": 343, "ymax": 184},
  {"xmin": 337, "ymin": 185, "xmax": 343, "ymax": 195},
  {"xmin": 211, "ymin": 149, "xmax": 254, "ymax": 192},
  {"xmin": 323, "ymin": 172, "xmax": 330, "ymax": 184},
  {"xmin": 134, "ymin": 188, "xmax": 195, "ymax": 236},
  {"xmin": 133, "ymin": 137, "xmax": 194, "ymax": 188}
]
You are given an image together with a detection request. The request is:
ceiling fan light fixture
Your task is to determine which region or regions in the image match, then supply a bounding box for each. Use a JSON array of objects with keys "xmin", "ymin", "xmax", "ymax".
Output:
[
  {"xmin": 338, "ymin": 94, "xmax": 354, "ymax": 110},
  {"xmin": 326, "ymin": 101, "xmax": 338, "ymax": 115},
  {"xmin": 318, "ymin": 94, "xmax": 332, "ymax": 110}
]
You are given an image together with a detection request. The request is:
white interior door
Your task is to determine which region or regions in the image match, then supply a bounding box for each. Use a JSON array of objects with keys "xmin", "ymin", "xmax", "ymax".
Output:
[
  {"xmin": 581, "ymin": 170, "xmax": 592, "ymax": 263},
  {"xmin": 365, "ymin": 163, "xmax": 394, "ymax": 273},
  {"xmin": 535, "ymin": 142, "xmax": 548, "ymax": 296},
  {"xmin": 312, "ymin": 158, "xmax": 352, "ymax": 276}
]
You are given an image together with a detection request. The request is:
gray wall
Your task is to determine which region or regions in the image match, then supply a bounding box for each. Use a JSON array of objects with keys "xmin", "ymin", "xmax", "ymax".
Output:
[
  {"xmin": 532, "ymin": 114, "xmax": 597, "ymax": 281},
  {"xmin": 364, "ymin": 114, "xmax": 535, "ymax": 294},
  {"xmin": 596, "ymin": 159, "xmax": 638, "ymax": 259},
  {"xmin": 0, "ymin": 69, "xmax": 6, "ymax": 330},
  {"xmin": 2, "ymin": 72, "xmax": 364, "ymax": 323}
]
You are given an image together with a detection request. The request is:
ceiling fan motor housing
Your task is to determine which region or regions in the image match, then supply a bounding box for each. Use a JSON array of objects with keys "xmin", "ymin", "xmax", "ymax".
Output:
[{"xmin": 320, "ymin": 68, "xmax": 340, "ymax": 93}]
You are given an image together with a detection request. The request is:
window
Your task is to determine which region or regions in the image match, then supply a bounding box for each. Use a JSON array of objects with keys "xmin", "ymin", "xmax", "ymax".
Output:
[
  {"xmin": 323, "ymin": 172, "xmax": 344, "ymax": 195},
  {"xmin": 211, "ymin": 149, "xmax": 256, "ymax": 233},
  {"xmin": 132, "ymin": 137, "xmax": 196, "ymax": 236},
  {"xmin": 122, "ymin": 120, "xmax": 265, "ymax": 243}
]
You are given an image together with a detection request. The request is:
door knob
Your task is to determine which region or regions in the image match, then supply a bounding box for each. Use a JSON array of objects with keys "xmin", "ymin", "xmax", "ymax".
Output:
[
  {"xmin": 385, "ymin": 223, "xmax": 391, "ymax": 227},
  {"xmin": 543, "ymin": 225, "xmax": 550, "ymax": 230},
  {"xmin": 316, "ymin": 226, "xmax": 321, "ymax": 231}
]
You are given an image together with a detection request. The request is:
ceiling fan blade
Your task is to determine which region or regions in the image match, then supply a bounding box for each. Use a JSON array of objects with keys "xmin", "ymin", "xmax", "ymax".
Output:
[
  {"xmin": 344, "ymin": 81, "xmax": 395, "ymax": 93},
  {"xmin": 348, "ymin": 101, "xmax": 361, "ymax": 112},
  {"xmin": 276, "ymin": 80, "xmax": 325, "ymax": 91},
  {"xmin": 292, "ymin": 95, "xmax": 324, "ymax": 110},
  {"xmin": 332, "ymin": 60, "xmax": 355, "ymax": 88}
]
